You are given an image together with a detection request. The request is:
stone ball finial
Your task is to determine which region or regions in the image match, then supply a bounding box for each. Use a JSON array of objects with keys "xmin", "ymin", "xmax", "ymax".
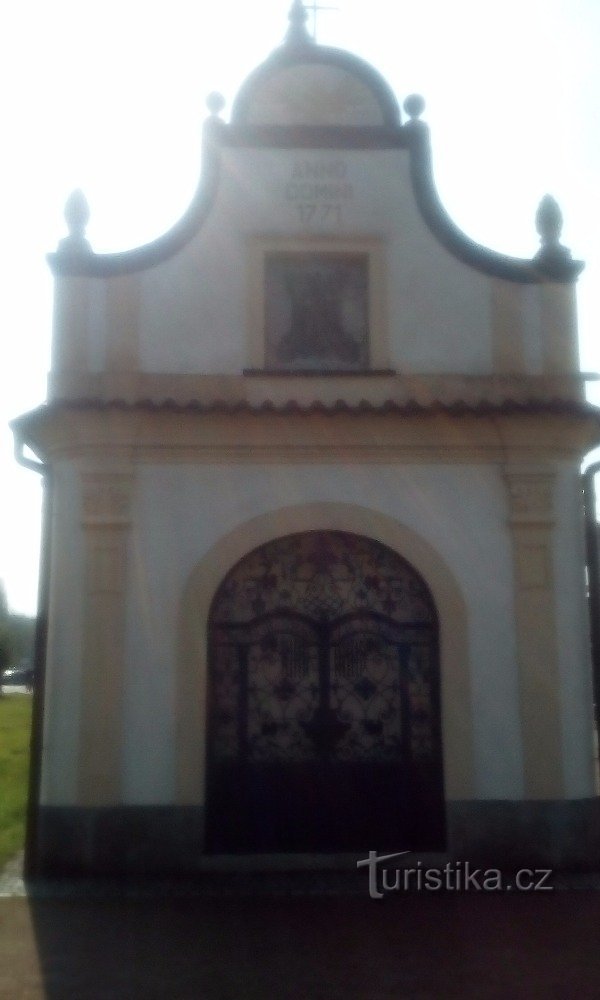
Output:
[
  {"xmin": 535, "ymin": 194, "xmax": 563, "ymax": 248},
  {"xmin": 403, "ymin": 94, "xmax": 426, "ymax": 120},
  {"xmin": 206, "ymin": 91, "xmax": 226, "ymax": 117},
  {"xmin": 64, "ymin": 189, "xmax": 90, "ymax": 240}
]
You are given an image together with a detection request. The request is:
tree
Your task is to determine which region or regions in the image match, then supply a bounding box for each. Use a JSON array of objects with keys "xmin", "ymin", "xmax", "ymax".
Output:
[
  {"xmin": 0, "ymin": 580, "xmax": 35, "ymax": 682},
  {"xmin": 6, "ymin": 614, "xmax": 35, "ymax": 664},
  {"xmin": 0, "ymin": 622, "xmax": 11, "ymax": 672}
]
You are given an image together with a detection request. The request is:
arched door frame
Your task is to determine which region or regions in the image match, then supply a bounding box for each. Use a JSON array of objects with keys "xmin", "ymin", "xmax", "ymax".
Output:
[{"xmin": 176, "ymin": 502, "xmax": 473, "ymax": 815}]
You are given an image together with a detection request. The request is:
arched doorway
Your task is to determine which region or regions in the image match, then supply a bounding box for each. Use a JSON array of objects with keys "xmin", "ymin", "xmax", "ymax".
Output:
[{"xmin": 206, "ymin": 531, "xmax": 445, "ymax": 853}]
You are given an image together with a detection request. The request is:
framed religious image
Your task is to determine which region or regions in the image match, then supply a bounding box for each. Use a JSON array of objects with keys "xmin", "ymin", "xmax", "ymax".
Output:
[{"xmin": 264, "ymin": 252, "xmax": 369, "ymax": 371}]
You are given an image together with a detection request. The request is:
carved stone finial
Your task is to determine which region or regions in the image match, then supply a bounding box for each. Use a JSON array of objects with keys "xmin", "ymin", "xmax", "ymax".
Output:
[
  {"xmin": 403, "ymin": 94, "xmax": 426, "ymax": 120},
  {"xmin": 533, "ymin": 193, "xmax": 584, "ymax": 279},
  {"xmin": 535, "ymin": 194, "xmax": 563, "ymax": 248},
  {"xmin": 206, "ymin": 91, "xmax": 226, "ymax": 117},
  {"xmin": 57, "ymin": 189, "xmax": 92, "ymax": 257},
  {"xmin": 286, "ymin": 0, "xmax": 312, "ymax": 45},
  {"xmin": 64, "ymin": 189, "xmax": 90, "ymax": 240}
]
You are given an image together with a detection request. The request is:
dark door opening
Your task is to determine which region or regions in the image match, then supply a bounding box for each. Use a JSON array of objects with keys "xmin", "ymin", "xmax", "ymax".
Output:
[{"xmin": 206, "ymin": 532, "xmax": 445, "ymax": 854}]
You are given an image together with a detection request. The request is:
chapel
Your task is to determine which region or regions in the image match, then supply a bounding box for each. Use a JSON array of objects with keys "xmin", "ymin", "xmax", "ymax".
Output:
[{"xmin": 13, "ymin": 1, "xmax": 600, "ymax": 874}]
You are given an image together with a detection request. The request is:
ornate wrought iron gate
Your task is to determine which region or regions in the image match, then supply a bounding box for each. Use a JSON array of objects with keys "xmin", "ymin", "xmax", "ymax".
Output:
[{"xmin": 206, "ymin": 532, "xmax": 445, "ymax": 853}]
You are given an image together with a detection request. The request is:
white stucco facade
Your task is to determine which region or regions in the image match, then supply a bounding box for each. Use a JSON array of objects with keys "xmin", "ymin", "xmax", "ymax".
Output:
[
  {"xmin": 121, "ymin": 463, "xmax": 523, "ymax": 803},
  {"xmin": 38, "ymin": 457, "xmax": 596, "ymax": 810},
  {"xmin": 52, "ymin": 146, "xmax": 569, "ymax": 384},
  {"xmin": 16, "ymin": 10, "xmax": 600, "ymax": 872}
]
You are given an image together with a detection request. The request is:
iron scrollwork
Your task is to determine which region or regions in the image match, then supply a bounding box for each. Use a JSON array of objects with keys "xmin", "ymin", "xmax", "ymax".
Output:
[{"xmin": 209, "ymin": 532, "xmax": 438, "ymax": 768}]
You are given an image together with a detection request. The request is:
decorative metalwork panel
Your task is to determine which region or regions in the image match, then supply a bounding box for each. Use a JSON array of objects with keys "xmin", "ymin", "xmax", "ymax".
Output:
[
  {"xmin": 208, "ymin": 638, "xmax": 240, "ymax": 760},
  {"xmin": 206, "ymin": 532, "xmax": 444, "ymax": 853},
  {"xmin": 406, "ymin": 643, "xmax": 435, "ymax": 758},
  {"xmin": 210, "ymin": 531, "xmax": 436, "ymax": 625},
  {"xmin": 265, "ymin": 252, "xmax": 369, "ymax": 371},
  {"xmin": 246, "ymin": 619, "xmax": 320, "ymax": 762},
  {"xmin": 330, "ymin": 616, "xmax": 404, "ymax": 762}
]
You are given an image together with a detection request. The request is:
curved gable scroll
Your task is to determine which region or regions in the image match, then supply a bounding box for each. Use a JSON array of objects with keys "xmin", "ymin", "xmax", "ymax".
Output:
[
  {"xmin": 47, "ymin": 23, "xmax": 583, "ymax": 286},
  {"xmin": 47, "ymin": 115, "xmax": 225, "ymax": 279}
]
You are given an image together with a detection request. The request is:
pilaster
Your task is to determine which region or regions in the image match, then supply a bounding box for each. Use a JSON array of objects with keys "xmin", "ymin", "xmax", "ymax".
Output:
[
  {"xmin": 539, "ymin": 282, "xmax": 579, "ymax": 375},
  {"xmin": 105, "ymin": 274, "xmax": 140, "ymax": 372},
  {"xmin": 490, "ymin": 280, "xmax": 526, "ymax": 373},
  {"xmin": 50, "ymin": 275, "xmax": 90, "ymax": 376},
  {"xmin": 504, "ymin": 466, "xmax": 564, "ymax": 798},
  {"xmin": 78, "ymin": 470, "xmax": 133, "ymax": 805}
]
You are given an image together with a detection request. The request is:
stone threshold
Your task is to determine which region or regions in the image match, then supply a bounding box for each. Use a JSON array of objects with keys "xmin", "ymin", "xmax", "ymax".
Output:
[{"xmin": 3, "ymin": 850, "xmax": 600, "ymax": 899}]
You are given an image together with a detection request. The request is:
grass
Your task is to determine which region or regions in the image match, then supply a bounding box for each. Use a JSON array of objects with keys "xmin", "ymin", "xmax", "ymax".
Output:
[{"xmin": 0, "ymin": 694, "xmax": 32, "ymax": 871}]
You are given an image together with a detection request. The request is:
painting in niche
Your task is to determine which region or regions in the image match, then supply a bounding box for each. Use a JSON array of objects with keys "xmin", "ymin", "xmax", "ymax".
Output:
[{"xmin": 265, "ymin": 253, "xmax": 369, "ymax": 371}]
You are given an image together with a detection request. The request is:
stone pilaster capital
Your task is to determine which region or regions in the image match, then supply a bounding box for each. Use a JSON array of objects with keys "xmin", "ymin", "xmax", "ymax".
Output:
[
  {"xmin": 81, "ymin": 470, "xmax": 133, "ymax": 527},
  {"xmin": 504, "ymin": 466, "xmax": 556, "ymax": 525}
]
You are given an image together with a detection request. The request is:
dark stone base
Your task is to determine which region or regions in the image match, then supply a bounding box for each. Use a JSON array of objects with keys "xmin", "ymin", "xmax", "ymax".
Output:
[
  {"xmin": 447, "ymin": 798, "xmax": 600, "ymax": 870},
  {"xmin": 34, "ymin": 806, "xmax": 206, "ymax": 877},
  {"xmin": 33, "ymin": 799, "xmax": 600, "ymax": 877}
]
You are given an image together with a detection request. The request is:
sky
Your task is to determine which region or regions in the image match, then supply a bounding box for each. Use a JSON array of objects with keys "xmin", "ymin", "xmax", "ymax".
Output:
[{"xmin": 1, "ymin": 0, "xmax": 599, "ymax": 616}]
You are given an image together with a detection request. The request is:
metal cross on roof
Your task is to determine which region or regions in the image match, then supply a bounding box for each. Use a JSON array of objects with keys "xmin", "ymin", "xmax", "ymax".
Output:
[{"xmin": 305, "ymin": 0, "xmax": 338, "ymax": 42}]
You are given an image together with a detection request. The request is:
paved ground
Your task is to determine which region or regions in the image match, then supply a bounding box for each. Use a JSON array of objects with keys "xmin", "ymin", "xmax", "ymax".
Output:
[{"xmin": 1, "ymin": 861, "xmax": 599, "ymax": 1000}]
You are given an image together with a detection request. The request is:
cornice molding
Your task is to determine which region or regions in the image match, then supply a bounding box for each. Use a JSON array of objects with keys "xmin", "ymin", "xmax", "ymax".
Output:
[
  {"xmin": 13, "ymin": 402, "xmax": 600, "ymax": 467},
  {"xmin": 44, "ymin": 371, "xmax": 592, "ymax": 408}
]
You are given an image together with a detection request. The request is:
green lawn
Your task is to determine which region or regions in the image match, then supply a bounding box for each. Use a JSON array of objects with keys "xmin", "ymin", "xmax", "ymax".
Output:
[{"xmin": 0, "ymin": 694, "xmax": 32, "ymax": 870}]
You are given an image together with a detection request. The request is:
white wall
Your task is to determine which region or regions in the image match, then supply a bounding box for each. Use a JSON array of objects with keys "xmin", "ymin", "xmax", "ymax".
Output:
[
  {"xmin": 137, "ymin": 149, "xmax": 496, "ymax": 376},
  {"xmin": 121, "ymin": 462, "xmax": 524, "ymax": 804},
  {"xmin": 41, "ymin": 457, "xmax": 596, "ymax": 806}
]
